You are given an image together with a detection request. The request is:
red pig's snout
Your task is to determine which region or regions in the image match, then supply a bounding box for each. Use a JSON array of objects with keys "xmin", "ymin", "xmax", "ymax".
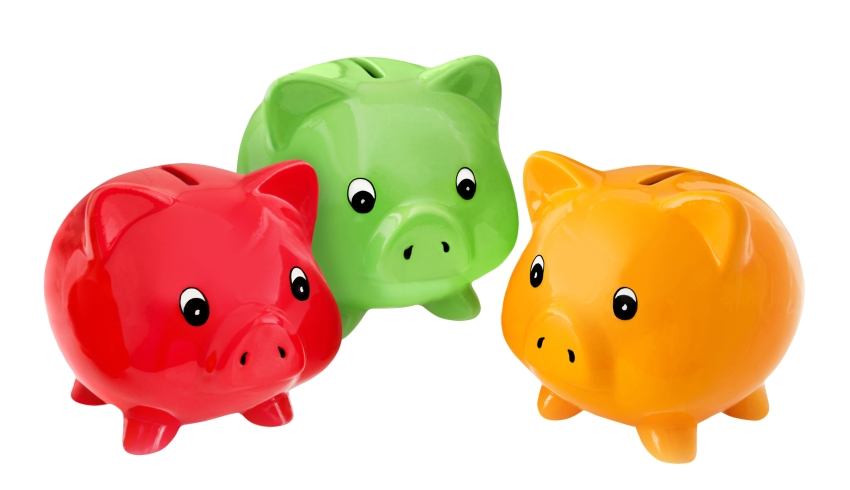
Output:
[{"xmin": 214, "ymin": 312, "xmax": 307, "ymax": 389}]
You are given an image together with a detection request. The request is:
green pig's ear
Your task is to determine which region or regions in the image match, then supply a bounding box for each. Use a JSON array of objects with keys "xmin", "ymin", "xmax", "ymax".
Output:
[
  {"xmin": 420, "ymin": 55, "xmax": 501, "ymax": 122},
  {"xmin": 263, "ymin": 74, "xmax": 353, "ymax": 151}
]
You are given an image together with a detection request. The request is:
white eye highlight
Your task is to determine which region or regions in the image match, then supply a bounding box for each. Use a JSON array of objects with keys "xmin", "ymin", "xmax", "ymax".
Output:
[
  {"xmin": 290, "ymin": 267, "xmax": 307, "ymax": 284},
  {"xmin": 456, "ymin": 167, "xmax": 475, "ymax": 186},
  {"xmin": 180, "ymin": 288, "xmax": 206, "ymax": 311},
  {"xmin": 531, "ymin": 255, "xmax": 544, "ymax": 270},
  {"xmin": 614, "ymin": 287, "xmax": 636, "ymax": 302}
]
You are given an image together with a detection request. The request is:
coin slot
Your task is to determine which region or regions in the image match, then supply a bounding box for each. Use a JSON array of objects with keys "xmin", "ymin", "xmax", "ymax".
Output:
[
  {"xmin": 162, "ymin": 165, "xmax": 199, "ymax": 185},
  {"xmin": 352, "ymin": 58, "xmax": 385, "ymax": 79},
  {"xmin": 637, "ymin": 168, "xmax": 689, "ymax": 186}
]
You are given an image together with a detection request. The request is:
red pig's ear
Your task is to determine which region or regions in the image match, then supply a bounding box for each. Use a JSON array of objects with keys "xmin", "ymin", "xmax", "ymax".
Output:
[
  {"xmin": 244, "ymin": 160, "xmax": 319, "ymax": 240},
  {"xmin": 85, "ymin": 184, "xmax": 174, "ymax": 259}
]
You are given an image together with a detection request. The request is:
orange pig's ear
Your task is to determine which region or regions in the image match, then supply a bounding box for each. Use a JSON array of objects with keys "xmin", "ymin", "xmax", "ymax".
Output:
[
  {"xmin": 659, "ymin": 191, "xmax": 751, "ymax": 272},
  {"xmin": 523, "ymin": 151, "xmax": 602, "ymax": 225}
]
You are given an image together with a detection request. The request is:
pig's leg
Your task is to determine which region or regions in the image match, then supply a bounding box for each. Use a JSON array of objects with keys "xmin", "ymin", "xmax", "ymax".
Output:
[
  {"xmin": 723, "ymin": 385, "xmax": 769, "ymax": 420},
  {"xmin": 242, "ymin": 393, "xmax": 293, "ymax": 427},
  {"xmin": 636, "ymin": 413, "xmax": 697, "ymax": 464},
  {"xmin": 537, "ymin": 386, "xmax": 582, "ymax": 420},
  {"xmin": 71, "ymin": 380, "xmax": 105, "ymax": 406},
  {"xmin": 422, "ymin": 284, "xmax": 480, "ymax": 321},
  {"xmin": 122, "ymin": 406, "xmax": 181, "ymax": 455},
  {"xmin": 341, "ymin": 309, "xmax": 366, "ymax": 338}
]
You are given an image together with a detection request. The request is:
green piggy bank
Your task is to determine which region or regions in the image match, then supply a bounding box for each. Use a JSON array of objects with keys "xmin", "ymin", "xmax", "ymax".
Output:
[{"xmin": 238, "ymin": 56, "xmax": 518, "ymax": 337}]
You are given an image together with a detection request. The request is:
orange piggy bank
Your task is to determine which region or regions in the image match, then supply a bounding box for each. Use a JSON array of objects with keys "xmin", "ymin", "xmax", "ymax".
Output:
[{"xmin": 502, "ymin": 151, "xmax": 803, "ymax": 463}]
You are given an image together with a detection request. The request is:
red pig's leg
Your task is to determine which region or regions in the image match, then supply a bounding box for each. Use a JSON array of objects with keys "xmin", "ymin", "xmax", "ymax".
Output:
[
  {"xmin": 537, "ymin": 386, "xmax": 582, "ymax": 420},
  {"xmin": 724, "ymin": 385, "xmax": 769, "ymax": 421},
  {"xmin": 122, "ymin": 406, "xmax": 181, "ymax": 455},
  {"xmin": 71, "ymin": 380, "xmax": 105, "ymax": 406},
  {"xmin": 241, "ymin": 393, "xmax": 294, "ymax": 427},
  {"xmin": 636, "ymin": 413, "xmax": 697, "ymax": 464}
]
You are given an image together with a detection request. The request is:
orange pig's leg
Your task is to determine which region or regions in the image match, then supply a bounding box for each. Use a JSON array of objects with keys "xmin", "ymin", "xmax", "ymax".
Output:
[
  {"xmin": 537, "ymin": 386, "xmax": 582, "ymax": 420},
  {"xmin": 723, "ymin": 385, "xmax": 769, "ymax": 421},
  {"xmin": 636, "ymin": 413, "xmax": 697, "ymax": 464}
]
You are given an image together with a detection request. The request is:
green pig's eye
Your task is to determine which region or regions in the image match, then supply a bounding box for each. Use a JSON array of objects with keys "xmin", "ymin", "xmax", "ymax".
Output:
[
  {"xmin": 456, "ymin": 167, "xmax": 476, "ymax": 200},
  {"xmin": 348, "ymin": 178, "xmax": 375, "ymax": 213}
]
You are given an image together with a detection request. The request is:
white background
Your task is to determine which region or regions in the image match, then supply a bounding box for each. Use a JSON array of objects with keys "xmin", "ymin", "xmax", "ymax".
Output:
[{"xmin": 1, "ymin": 1, "xmax": 848, "ymax": 488}]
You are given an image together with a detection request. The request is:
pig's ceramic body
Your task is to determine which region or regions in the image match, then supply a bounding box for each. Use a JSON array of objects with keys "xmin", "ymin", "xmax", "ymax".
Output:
[
  {"xmin": 502, "ymin": 151, "xmax": 803, "ymax": 463},
  {"xmin": 45, "ymin": 161, "xmax": 341, "ymax": 454},
  {"xmin": 238, "ymin": 56, "xmax": 518, "ymax": 336}
]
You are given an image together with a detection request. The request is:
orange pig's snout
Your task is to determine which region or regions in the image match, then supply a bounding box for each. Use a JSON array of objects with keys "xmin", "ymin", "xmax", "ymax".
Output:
[{"xmin": 522, "ymin": 311, "xmax": 613, "ymax": 392}]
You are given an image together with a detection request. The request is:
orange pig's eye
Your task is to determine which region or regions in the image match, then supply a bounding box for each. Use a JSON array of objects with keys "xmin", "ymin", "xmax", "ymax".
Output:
[
  {"xmin": 613, "ymin": 287, "xmax": 637, "ymax": 320},
  {"xmin": 530, "ymin": 255, "xmax": 544, "ymax": 288}
]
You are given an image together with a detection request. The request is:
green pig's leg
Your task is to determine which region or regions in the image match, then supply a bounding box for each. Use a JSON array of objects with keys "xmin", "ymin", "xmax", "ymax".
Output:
[
  {"xmin": 422, "ymin": 284, "xmax": 481, "ymax": 321},
  {"xmin": 341, "ymin": 309, "xmax": 367, "ymax": 338}
]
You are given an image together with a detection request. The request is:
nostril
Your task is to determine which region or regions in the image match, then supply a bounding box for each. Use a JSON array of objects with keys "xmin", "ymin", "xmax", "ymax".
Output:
[
  {"xmin": 278, "ymin": 346, "xmax": 286, "ymax": 358},
  {"xmin": 537, "ymin": 337, "xmax": 545, "ymax": 348},
  {"xmin": 404, "ymin": 245, "xmax": 413, "ymax": 260},
  {"xmin": 442, "ymin": 241, "xmax": 450, "ymax": 253},
  {"xmin": 240, "ymin": 352, "xmax": 248, "ymax": 365},
  {"xmin": 568, "ymin": 349, "xmax": 575, "ymax": 363}
]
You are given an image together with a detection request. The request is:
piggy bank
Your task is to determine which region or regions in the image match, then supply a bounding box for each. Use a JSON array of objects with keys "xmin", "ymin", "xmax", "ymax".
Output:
[
  {"xmin": 44, "ymin": 161, "xmax": 342, "ymax": 454},
  {"xmin": 502, "ymin": 151, "xmax": 803, "ymax": 463},
  {"xmin": 238, "ymin": 56, "xmax": 518, "ymax": 336}
]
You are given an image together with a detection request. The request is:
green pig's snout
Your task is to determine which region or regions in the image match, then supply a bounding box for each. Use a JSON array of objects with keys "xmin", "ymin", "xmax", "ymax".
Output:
[{"xmin": 366, "ymin": 202, "xmax": 471, "ymax": 283}]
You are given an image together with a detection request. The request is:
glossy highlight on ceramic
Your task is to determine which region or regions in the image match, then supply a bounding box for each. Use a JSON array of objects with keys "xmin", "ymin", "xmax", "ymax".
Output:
[
  {"xmin": 502, "ymin": 151, "xmax": 803, "ymax": 463},
  {"xmin": 238, "ymin": 55, "xmax": 519, "ymax": 336},
  {"xmin": 44, "ymin": 161, "xmax": 342, "ymax": 454}
]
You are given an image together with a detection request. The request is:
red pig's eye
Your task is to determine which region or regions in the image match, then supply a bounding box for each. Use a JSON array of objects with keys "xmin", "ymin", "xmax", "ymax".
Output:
[
  {"xmin": 180, "ymin": 287, "xmax": 210, "ymax": 327},
  {"xmin": 290, "ymin": 267, "xmax": 310, "ymax": 301}
]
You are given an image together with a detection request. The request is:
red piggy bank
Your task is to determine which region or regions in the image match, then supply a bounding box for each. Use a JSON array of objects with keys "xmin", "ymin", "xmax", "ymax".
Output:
[{"xmin": 44, "ymin": 161, "xmax": 342, "ymax": 454}]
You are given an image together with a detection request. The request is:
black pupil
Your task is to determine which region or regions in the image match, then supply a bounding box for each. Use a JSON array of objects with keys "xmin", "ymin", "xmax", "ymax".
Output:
[
  {"xmin": 613, "ymin": 294, "xmax": 637, "ymax": 320},
  {"xmin": 350, "ymin": 190, "xmax": 374, "ymax": 213},
  {"xmin": 530, "ymin": 263, "xmax": 544, "ymax": 288},
  {"xmin": 457, "ymin": 179, "xmax": 476, "ymax": 200},
  {"xmin": 183, "ymin": 297, "xmax": 209, "ymax": 327},
  {"xmin": 291, "ymin": 276, "xmax": 310, "ymax": 301}
]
